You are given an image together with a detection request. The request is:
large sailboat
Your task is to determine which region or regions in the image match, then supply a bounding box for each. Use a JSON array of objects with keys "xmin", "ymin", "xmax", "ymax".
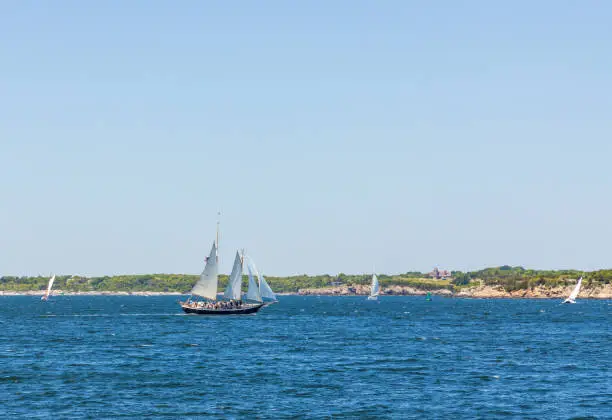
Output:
[
  {"xmin": 367, "ymin": 273, "xmax": 380, "ymax": 300},
  {"xmin": 41, "ymin": 274, "xmax": 55, "ymax": 301},
  {"xmin": 562, "ymin": 276, "xmax": 582, "ymax": 304},
  {"xmin": 179, "ymin": 227, "xmax": 277, "ymax": 315}
]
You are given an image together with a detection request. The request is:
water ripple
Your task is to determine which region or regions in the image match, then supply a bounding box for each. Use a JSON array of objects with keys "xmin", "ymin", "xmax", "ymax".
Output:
[{"xmin": 0, "ymin": 295, "xmax": 610, "ymax": 418}]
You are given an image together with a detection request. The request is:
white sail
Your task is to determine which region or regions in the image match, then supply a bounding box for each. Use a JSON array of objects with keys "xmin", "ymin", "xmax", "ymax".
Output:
[
  {"xmin": 370, "ymin": 273, "xmax": 380, "ymax": 297},
  {"xmin": 246, "ymin": 264, "xmax": 262, "ymax": 302},
  {"xmin": 42, "ymin": 274, "xmax": 55, "ymax": 300},
  {"xmin": 223, "ymin": 251, "xmax": 243, "ymax": 300},
  {"xmin": 259, "ymin": 274, "xmax": 276, "ymax": 301},
  {"xmin": 564, "ymin": 277, "xmax": 582, "ymax": 303},
  {"xmin": 246, "ymin": 256, "xmax": 276, "ymax": 301},
  {"xmin": 190, "ymin": 242, "xmax": 218, "ymax": 300}
]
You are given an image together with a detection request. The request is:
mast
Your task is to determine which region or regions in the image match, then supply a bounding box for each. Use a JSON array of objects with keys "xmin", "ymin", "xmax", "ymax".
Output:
[
  {"xmin": 241, "ymin": 248, "xmax": 245, "ymax": 280},
  {"xmin": 256, "ymin": 256, "xmax": 261, "ymax": 298},
  {"xmin": 241, "ymin": 249, "xmax": 245, "ymax": 299},
  {"xmin": 216, "ymin": 212, "xmax": 220, "ymax": 261}
]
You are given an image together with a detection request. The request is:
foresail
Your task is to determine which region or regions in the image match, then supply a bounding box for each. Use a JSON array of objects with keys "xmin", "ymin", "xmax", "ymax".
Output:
[
  {"xmin": 568, "ymin": 277, "xmax": 582, "ymax": 301},
  {"xmin": 191, "ymin": 242, "xmax": 218, "ymax": 300},
  {"xmin": 247, "ymin": 256, "xmax": 276, "ymax": 301},
  {"xmin": 224, "ymin": 251, "xmax": 243, "ymax": 300},
  {"xmin": 259, "ymin": 274, "xmax": 276, "ymax": 301},
  {"xmin": 246, "ymin": 264, "xmax": 262, "ymax": 302}
]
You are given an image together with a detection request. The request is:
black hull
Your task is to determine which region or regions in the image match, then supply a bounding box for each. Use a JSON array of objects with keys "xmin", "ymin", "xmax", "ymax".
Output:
[{"xmin": 181, "ymin": 303, "xmax": 264, "ymax": 315}]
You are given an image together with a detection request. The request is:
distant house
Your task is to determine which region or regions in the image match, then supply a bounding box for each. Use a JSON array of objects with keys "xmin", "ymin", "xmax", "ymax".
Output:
[
  {"xmin": 330, "ymin": 277, "xmax": 343, "ymax": 286},
  {"xmin": 428, "ymin": 267, "xmax": 451, "ymax": 280}
]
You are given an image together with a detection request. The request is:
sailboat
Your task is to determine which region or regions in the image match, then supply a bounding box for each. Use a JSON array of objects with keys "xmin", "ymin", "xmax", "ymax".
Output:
[
  {"xmin": 41, "ymin": 274, "xmax": 55, "ymax": 301},
  {"xmin": 562, "ymin": 276, "xmax": 582, "ymax": 304},
  {"xmin": 425, "ymin": 292, "xmax": 432, "ymax": 301},
  {"xmin": 367, "ymin": 273, "xmax": 380, "ymax": 300},
  {"xmin": 179, "ymin": 226, "xmax": 276, "ymax": 315}
]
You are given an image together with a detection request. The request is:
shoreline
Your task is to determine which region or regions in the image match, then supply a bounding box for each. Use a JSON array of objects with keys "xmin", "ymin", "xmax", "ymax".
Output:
[
  {"xmin": 295, "ymin": 283, "xmax": 612, "ymax": 299},
  {"xmin": 2, "ymin": 286, "xmax": 612, "ymax": 299}
]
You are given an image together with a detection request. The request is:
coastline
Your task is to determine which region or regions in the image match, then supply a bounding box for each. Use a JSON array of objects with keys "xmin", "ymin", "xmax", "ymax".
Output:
[
  {"xmin": 451, "ymin": 284, "xmax": 612, "ymax": 299},
  {"xmin": 2, "ymin": 284, "xmax": 612, "ymax": 299},
  {"xmin": 295, "ymin": 283, "xmax": 612, "ymax": 299}
]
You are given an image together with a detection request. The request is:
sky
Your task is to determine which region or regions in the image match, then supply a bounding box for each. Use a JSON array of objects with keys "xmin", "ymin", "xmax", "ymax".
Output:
[{"xmin": 1, "ymin": 1, "xmax": 611, "ymax": 277}]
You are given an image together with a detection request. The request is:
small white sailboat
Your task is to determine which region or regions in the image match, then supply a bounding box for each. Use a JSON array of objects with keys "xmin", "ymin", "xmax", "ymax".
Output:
[
  {"xmin": 563, "ymin": 276, "xmax": 582, "ymax": 304},
  {"xmin": 367, "ymin": 273, "xmax": 380, "ymax": 300},
  {"xmin": 41, "ymin": 274, "xmax": 55, "ymax": 301}
]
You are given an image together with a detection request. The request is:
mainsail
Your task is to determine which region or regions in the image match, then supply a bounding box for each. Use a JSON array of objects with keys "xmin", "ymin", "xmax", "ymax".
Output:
[
  {"xmin": 246, "ymin": 264, "xmax": 262, "ymax": 302},
  {"xmin": 190, "ymin": 242, "xmax": 218, "ymax": 300},
  {"xmin": 223, "ymin": 251, "xmax": 243, "ymax": 300},
  {"xmin": 370, "ymin": 274, "xmax": 380, "ymax": 297},
  {"xmin": 565, "ymin": 277, "xmax": 582, "ymax": 303},
  {"xmin": 42, "ymin": 274, "xmax": 55, "ymax": 300}
]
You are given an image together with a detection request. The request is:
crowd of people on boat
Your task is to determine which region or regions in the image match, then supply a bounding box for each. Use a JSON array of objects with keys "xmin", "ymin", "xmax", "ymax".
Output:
[{"xmin": 185, "ymin": 299, "xmax": 244, "ymax": 310}]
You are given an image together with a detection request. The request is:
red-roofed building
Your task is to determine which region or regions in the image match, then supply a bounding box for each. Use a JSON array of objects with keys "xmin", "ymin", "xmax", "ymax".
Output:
[{"xmin": 428, "ymin": 267, "xmax": 451, "ymax": 280}]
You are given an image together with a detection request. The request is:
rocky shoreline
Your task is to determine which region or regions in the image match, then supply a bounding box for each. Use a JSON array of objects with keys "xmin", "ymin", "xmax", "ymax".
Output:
[
  {"xmin": 297, "ymin": 284, "xmax": 452, "ymax": 297},
  {"xmin": 2, "ymin": 284, "xmax": 612, "ymax": 299},
  {"xmin": 296, "ymin": 283, "xmax": 612, "ymax": 299},
  {"xmin": 453, "ymin": 284, "xmax": 612, "ymax": 299}
]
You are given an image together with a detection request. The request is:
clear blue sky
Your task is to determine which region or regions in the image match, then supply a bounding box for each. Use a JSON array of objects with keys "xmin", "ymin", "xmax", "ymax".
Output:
[{"xmin": 1, "ymin": 1, "xmax": 611, "ymax": 277}]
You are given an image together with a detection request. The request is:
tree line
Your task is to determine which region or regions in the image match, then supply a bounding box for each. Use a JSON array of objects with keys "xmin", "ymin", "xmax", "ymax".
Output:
[{"xmin": 1, "ymin": 266, "xmax": 609, "ymax": 293}]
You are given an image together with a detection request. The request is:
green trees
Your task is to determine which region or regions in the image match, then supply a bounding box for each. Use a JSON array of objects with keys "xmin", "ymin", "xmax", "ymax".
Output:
[
  {"xmin": 451, "ymin": 272, "xmax": 471, "ymax": 286},
  {"xmin": 0, "ymin": 267, "xmax": 609, "ymax": 293},
  {"xmin": 464, "ymin": 266, "xmax": 588, "ymax": 291}
]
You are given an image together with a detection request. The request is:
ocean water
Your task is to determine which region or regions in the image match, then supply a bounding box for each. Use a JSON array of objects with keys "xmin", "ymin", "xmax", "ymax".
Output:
[{"xmin": 0, "ymin": 295, "xmax": 610, "ymax": 419}]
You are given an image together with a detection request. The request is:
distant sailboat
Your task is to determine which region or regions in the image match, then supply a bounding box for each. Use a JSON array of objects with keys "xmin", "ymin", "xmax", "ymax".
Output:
[
  {"xmin": 41, "ymin": 274, "xmax": 55, "ymax": 301},
  {"xmin": 563, "ymin": 277, "xmax": 582, "ymax": 304},
  {"xmin": 425, "ymin": 292, "xmax": 432, "ymax": 301},
  {"xmin": 367, "ymin": 273, "xmax": 380, "ymax": 300},
  {"xmin": 179, "ymin": 222, "xmax": 275, "ymax": 315}
]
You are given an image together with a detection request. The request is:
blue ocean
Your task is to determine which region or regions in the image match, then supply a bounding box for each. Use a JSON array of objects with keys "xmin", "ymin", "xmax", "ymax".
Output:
[{"xmin": 1, "ymin": 296, "xmax": 610, "ymax": 419}]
